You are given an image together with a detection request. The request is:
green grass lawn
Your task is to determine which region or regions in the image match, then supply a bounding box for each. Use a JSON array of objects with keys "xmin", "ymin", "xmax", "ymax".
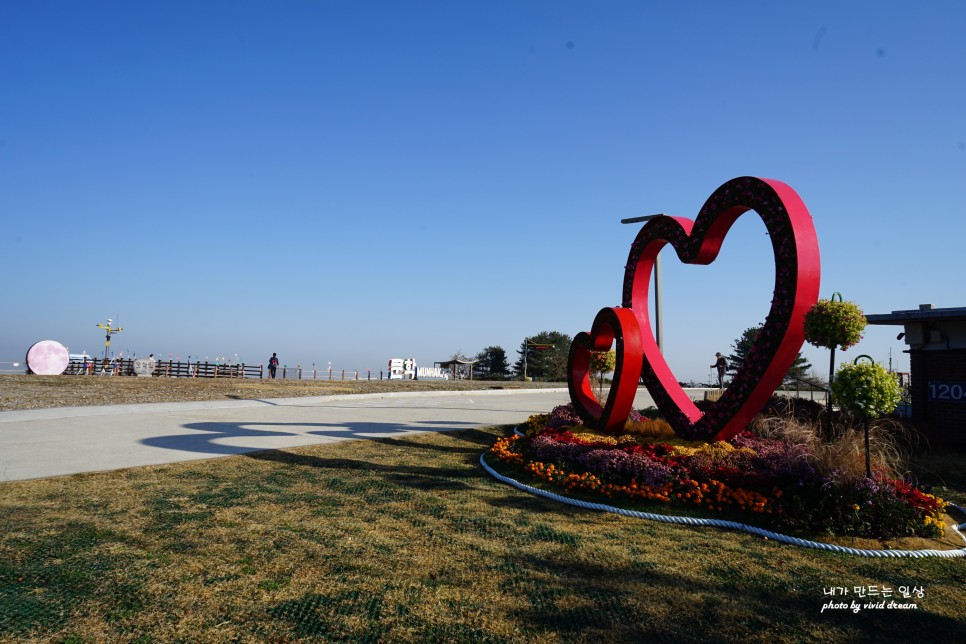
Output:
[{"xmin": 1, "ymin": 425, "xmax": 964, "ymax": 643}]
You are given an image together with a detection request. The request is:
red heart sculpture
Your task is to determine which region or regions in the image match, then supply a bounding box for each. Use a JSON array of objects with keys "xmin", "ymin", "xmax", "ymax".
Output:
[
  {"xmin": 568, "ymin": 307, "xmax": 644, "ymax": 434},
  {"xmin": 622, "ymin": 176, "xmax": 820, "ymax": 441}
]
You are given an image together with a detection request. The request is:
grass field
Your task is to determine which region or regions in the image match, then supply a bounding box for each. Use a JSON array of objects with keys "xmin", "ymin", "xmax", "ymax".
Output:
[{"xmin": 2, "ymin": 421, "xmax": 964, "ymax": 642}]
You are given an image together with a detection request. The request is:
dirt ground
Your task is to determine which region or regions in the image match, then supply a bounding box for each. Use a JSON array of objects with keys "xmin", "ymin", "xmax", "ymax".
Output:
[{"xmin": 0, "ymin": 374, "xmax": 563, "ymax": 411}]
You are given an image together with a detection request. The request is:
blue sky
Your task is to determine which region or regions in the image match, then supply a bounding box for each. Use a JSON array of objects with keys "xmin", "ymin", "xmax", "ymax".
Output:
[{"xmin": 2, "ymin": 1, "xmax": 964, "ymax": 382}]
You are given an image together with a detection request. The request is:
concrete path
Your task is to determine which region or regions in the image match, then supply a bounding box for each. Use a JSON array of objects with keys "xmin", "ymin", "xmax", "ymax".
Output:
[
  {"xmin": 3, "ymin": 388, "xmax": 639, "ymax": 482},
  {"xmin": 0, "ymin": 386, "xmax": 823, "ymax": 483}
]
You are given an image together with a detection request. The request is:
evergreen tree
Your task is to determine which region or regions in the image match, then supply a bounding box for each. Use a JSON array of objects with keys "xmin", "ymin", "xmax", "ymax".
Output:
[
  {"xmin": 474, "ymin": 346, "xmax": 510, "ymax": 380},
  {"xmin": 513, "ymin": 331, "xmax": 572, "ymax": 381},
  {"xmin": 727, "ymin": 325, "xmax": 812, "ymax": 383}
]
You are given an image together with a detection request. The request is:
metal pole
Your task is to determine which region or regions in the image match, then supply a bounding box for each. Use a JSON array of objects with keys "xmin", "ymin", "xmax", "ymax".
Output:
[
  {"xmin": 522, "ymin": 338, "xmax": 528, "ymax": 380},
  {"xmin": 864, "ymin": 417, "xmax": 872, "ymax": 478},
  {"xmin": 653, "ymin": 253, "xmax": 663, "ymax": 353},
  {"xmin": 825, "ymin": 346, "xmax": 835, "ymax": 436},
  {"xmin": 621, "ymin": 215, "xmax": 664, "ymax": 353}
]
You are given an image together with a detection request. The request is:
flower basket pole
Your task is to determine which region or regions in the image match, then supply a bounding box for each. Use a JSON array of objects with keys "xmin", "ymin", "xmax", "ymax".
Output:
[
  {"xmin": 831, "ymin": 356, "xmax": 901, "ymax": 478},
  {"xmin": 855, "ymin": 355, "xmax": 875, "ymax": 478},
  {"xmin": 825, "ymin": 293, "xmax": 843, "ymax": 416}
]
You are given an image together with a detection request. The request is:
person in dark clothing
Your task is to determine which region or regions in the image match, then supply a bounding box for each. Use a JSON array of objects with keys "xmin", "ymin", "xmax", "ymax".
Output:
[
  {"xmin": 711, "ymin": 352, "xmax": 727, "ymax": 389},
  {"xmin": 268, "ymin": 353, "xmax": 279, "ymax": 379}
]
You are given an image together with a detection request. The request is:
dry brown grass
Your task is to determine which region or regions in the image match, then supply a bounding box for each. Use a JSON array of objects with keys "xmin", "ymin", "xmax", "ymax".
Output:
[
  {"xmin": 0, "ymin": 374, "xmax": 562, "ymax": 412},
  {"xmin": 2, "ymin": 426, "xmax": 965, "ymax": 643},
  {"xmin": 2, "ymin": 379, "xmax": 964, "ymax": 641},
  {"xmin": 750, "ymin": 412, "xmax": 918, "ymax": 482}
]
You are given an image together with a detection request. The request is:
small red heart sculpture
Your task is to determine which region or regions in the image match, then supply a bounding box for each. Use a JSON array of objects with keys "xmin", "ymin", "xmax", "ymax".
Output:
[
  {"xmin": 622, "ymin": 176, "xmax": 820, "ymax": 441},
  {"xmin": 568, "ymin": 307, "xmax": 643, "ymax": 434}
]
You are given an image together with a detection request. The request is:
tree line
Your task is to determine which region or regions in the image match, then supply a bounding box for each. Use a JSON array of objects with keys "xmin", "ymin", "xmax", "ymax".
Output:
[
  {"xmin": 458, "ymin": 325, "xmax": 826, "ymax": 386},
  {"xmin": 454, "ymin": 331, "xmax": 573, "ymax": 381}
]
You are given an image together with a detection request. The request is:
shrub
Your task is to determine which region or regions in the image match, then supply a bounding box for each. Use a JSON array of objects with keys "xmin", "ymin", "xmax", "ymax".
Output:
[
  {"xmin": 623, "ymin": 417, "xmax": 676, "ymax": 440},
  {"xmin": 756, "ymin": 395, "xmax": 826, "ymax": 425},
  {"xmin": 748, "ymin": 410, "xmax": 914, "ymax": 481},
  {"xmin": 574, "ymin": 432, "xmax": 617, "ymax": 445},
  {"xmin": 522, "ymin": 413, "xmax": 549, "ymax": 436},
  {"xmin": 636, "ymin": 406, "xmax": 664, "ymax": 420},
  {"xmin": 590, "ymin": 350, "xmax": 616, "ymax": 395},
  {"xmin": 546, "ymin": 404, "xmax": 584, "ymax": 429}
]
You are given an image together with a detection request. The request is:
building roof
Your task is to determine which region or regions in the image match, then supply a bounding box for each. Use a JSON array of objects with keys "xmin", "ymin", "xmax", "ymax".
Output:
[
  {"xmin": 866, "ymin": 304, "xmax": 966, "ymax": 325},
  {"xmin": 434, "ymin": 358, "xmax": 478, "ymax": 367}
]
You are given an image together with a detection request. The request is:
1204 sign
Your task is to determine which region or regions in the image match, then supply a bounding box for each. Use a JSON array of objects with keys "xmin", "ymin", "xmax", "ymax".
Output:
[{"xmin": 928, "ymin": 382, "xmax": 966, "ymax": 402}]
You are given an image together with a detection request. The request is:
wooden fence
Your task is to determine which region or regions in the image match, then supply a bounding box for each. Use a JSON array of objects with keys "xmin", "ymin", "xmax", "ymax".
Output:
[
  {"xmin": 64, "ymin": 360, "xmax": 382, "ymax": 381},
  {"xmin": 66, "ymin": 359, "xmax": 263, "ymax": 379}
]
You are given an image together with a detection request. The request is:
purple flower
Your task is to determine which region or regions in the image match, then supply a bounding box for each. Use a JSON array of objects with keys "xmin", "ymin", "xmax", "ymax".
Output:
[
  {"xmin": 578, "ymin": 448, "xmax": 675, "ymax": 488},
  {"xmin": 546, "ymin": 404, "xmax": 585, "ymax": 429}
]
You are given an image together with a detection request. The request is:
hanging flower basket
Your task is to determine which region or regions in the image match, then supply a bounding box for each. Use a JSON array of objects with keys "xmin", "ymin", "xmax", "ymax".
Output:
[
  {"xmin": 831, "ymin": 362, "xmax": 902, "ymax": 419},
  {"xmin": 804, "ymin": 297, "xmax": 866, "ymax": 351}
]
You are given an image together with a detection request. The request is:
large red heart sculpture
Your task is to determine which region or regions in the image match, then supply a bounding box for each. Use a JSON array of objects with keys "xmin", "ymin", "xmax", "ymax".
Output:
[
  {"xmin": 621, "ymin": 176, "xmax": 820, "ymax": 441},
  {"xmin": 567, "ymin": 307, "xmax": 643, "ymax": 434}
]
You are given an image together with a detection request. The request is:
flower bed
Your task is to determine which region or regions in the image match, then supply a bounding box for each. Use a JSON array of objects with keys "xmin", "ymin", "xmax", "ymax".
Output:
[{"xmin": 491, "ymin": 405, "xmax": 948, "ymax": 540}]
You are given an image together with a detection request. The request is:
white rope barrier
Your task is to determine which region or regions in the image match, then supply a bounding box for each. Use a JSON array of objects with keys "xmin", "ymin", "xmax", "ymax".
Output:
[{"xmin": 480, "ymin": 451, "xmax": 966, "ymax": 559}]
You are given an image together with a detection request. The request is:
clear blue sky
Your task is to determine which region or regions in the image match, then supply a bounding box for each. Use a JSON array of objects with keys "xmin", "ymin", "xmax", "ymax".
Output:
[{"xmin": 3, "ymin": 1, "xmax": 964, "ymax": 382}]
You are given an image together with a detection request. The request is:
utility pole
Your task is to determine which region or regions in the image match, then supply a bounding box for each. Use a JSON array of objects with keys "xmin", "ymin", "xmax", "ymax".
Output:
[
  {"xmin": 522, "ymin": 339, "xmax": 554, "ymax": 380},
  {"xmin": 523, "ymin": 338, "xmax": 528, "ymax": 380},
  {"xmin": 96, "ymin": 318, "xmax": 123, "ymax": 366}
]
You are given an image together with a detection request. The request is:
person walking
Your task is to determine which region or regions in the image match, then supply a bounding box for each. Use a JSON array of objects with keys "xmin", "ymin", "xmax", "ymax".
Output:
[
  {"xmin": 711, "ymin": 352, "xmax": 727, "ymax": 389},
  {"xmin": 268, "ymin": 352, "xmax": 280, "ymax": 379}
]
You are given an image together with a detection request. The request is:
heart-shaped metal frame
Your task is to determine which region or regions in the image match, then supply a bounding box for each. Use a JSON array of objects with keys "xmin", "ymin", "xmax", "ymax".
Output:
[
  {"xmin": 567, "ymin": 306, "xmax": 644, "ymax": 434},
  {"xmin": 621, "ymin": 176, "xmax": 820, "ymax": 441}
]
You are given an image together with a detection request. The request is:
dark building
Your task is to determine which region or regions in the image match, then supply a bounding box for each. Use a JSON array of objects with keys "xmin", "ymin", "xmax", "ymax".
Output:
[{"xmin": 866, "ymin": 304, "xmax": 966, "ymax": 447}]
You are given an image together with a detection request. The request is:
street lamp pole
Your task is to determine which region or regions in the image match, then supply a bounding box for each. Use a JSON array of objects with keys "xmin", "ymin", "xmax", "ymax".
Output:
[
  {"xmin": 620, "ymin": 215, "xmax": 664, "ymax": 353},
  {"xmin": 521, "ymin": 338, "xmax": 553, "ymax": 381},
  {"xmin": 522, "ymin": 337, "xmax": 528, "ymax": 381},
  {"xmin": 95, "ymin": 318, "xmax": 123, "ymax": 366}
]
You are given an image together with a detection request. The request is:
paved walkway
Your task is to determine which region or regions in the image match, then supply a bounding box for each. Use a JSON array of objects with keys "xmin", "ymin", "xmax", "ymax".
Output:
[
  {"xmin": 0, "ymin": 388, "xmax": 586, "ymax": 482},
  {"xmin": 2, "ymin": 386, "xmax": 820, "ymax": 483},
  {"xmin": 0, "ymin": 387, "xmax": 670, "ymax": 482}
]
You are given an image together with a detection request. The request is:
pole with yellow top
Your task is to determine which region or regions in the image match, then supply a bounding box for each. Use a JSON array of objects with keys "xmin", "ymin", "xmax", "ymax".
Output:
[{"xmin": 96, "ymin": 318, "xmax": 123, "ymax": 368}]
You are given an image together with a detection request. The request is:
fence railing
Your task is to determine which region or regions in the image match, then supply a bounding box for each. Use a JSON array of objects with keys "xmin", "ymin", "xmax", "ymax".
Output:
[
  {"xmin": 0, "ymin": 361, "xmax": 24, "ymax": 375},
  {"xmin": 3, "ymin": 359, "xmax": 440, "ymax": 381},
  {"xmin": 275, "ymin": 368, "xmax": 376, "ymax": 381},
  {"xmin": 61, "ymin": 360, "xmax": 392, "ymax": 381},
  {"xmin": 65, "ymin": 359, "xmax": 262, "ymax": 379},
  {"xmin": 783, "ymin": 376, "xmax": 829, "ymax": 402}
]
